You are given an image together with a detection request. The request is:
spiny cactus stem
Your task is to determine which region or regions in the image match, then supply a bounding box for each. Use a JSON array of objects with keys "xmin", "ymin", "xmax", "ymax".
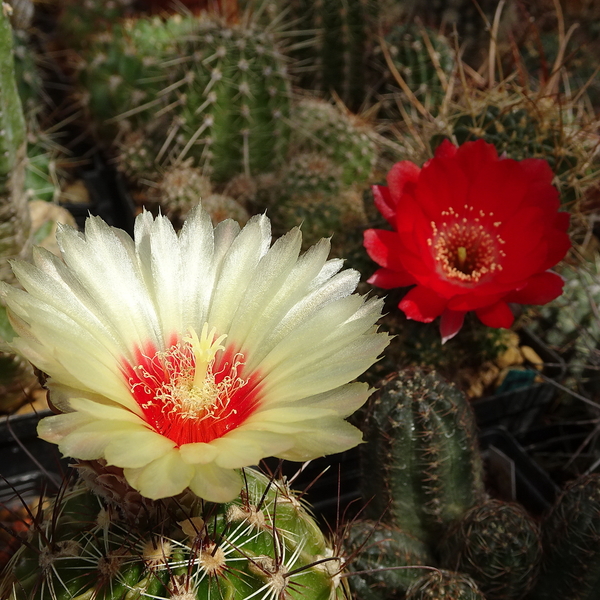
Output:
[{"xmin": 0, "ymin": 3, "xmax": 30, "ymax": 285}]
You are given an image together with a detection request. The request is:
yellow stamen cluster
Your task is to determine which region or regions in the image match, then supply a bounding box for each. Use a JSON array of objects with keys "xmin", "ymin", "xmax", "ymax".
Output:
[
  {"xmin": 427, "ymin": 206, "xmax": 505, "ymax": 283},
  {"xmin": 131, "ymin": 323, "xmax": 246, "ymax": 423}
]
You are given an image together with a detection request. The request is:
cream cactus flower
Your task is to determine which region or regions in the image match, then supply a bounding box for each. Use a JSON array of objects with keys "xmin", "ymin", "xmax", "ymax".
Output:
[{"xmin": 1, "ymin": 207, "xmax": 389, "ymax": 502}]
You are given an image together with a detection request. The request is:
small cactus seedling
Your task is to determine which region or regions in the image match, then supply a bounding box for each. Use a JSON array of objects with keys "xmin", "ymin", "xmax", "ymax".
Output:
[
  {"xmin": 343, "ymin": 519, "xmax": 434, "ymax": 600},
  {"xmin": 359, "ymin": 368, "xmax": 485, "ymax": 545},
  {"xmin": 439, "ymin": 499, "xmax": 542, "ymax": 600},
  {"xmin": 1, "ymin": 466, "xmax": 348, "ymax": 600},
  {"xmin": 528, "ymin": 473, "xmax": 600, "ymax": 600},
  {"xmin": 404, "ymin": 569, "xmax": 486, "ymax": 600}
]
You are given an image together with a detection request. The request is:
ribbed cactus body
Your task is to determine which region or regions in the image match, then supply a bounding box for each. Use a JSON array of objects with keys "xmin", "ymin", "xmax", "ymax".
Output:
[
  {"xmin": 529, "ymin": 474, "xmax": 600, "ymax": 600},
  {"xmin": 3, "ymin": 468, "xmax": 345, "ymax": 600},
  {"xmin": 360, "ymin": 368, "xmax": 485, "ymax": 545},
  {"xmin": 283, "ymin": 0, "xmax": 380, "ymax": 110},
  {"xmin": 344, "ymin": 520, "xmax": 434, "ymax": 600},
  {"xmin": 405, "ymin": 569, "xmax": 486, "ymax": 600},
  {"xmin": 439, "ymin": 499, "xmax": 542, "ymax": 600}
]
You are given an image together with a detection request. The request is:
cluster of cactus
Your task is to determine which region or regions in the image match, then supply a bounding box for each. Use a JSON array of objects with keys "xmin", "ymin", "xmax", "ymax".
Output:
[
  {"xmin": 59, "ymin": 4, "xmax": 292, "ymax": 185},
  {"xmin": 271, "ymin": 0, "xmax": 383, "ymax": 111},
  {"xmin": 142, "ymin": 159, "xmax": 249, "ymax": 227},
  {"xmin": 259, "ymin": 99, "xmax": 377, "ymax": 257},
  {"xmin": 1, "ymin": 465, "xmax": 347, "ymax": 600},
  {"xmin": 347, "ymin": 368, "xmax": 544, "ymax": 599},
  {"xmin": 529, "ymin": 473, "xmax": 600, "ymax": 599}
]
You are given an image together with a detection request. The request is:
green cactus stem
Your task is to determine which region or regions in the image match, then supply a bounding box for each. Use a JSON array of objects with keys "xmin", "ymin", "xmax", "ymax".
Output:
[
  {"xmin": 359, "ymin": 368, "xmax": 485, "ymax": 545},
  {"xmin": 405, "ymin": 569, "xmax": 486, "ymax": 600}
]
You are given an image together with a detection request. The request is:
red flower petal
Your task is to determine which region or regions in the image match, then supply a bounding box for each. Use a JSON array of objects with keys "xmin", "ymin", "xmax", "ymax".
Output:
[
  {"xmin": 416, "ymin": 153, "xmax": 470, "ymax": 221},
  {"xmin": 372, "ymin": 185, "xmax": 396, "ymax": 226},
  {"xmin": 368, "ymin": 268, "xmax": 417, "ymax": 289},
  {"xmin": 440, "ymin": 309, "xmax": 466, "ymax": 343},
  {"xmin": 434, "ymin": 139, "xmax": 458, "ymax": 159},
  {"xmin": 475, "ymin": 302, "xmax": 515, "ymax": 329},
  {"xmin": 455, "ymin": 139, "xmax": 498, "ymax": 178},
  {"xmin": 399, "ymin": 286, "xmax": 448, "ymax": 322},
  {"xmin": 387, "ymin": 160, "xmax": 421, "ymax": 195},
  {"xmin": 466, "ymin": 157, "xmax": 529, "ymax": 223},
  {"xmin": 504, "ymin": 271, "xmax": 564, "ymax": 305}
]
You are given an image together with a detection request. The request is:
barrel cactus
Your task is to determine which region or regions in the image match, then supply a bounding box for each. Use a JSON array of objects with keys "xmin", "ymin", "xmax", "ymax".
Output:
[
  {"xmin": 343, "ymin": 519, "xmax": 434, "ymax": 600},
  {"xmin": 359, "ymin": 368, "xmax": 485, "ymax": 545},
  {"xmin": 1, "ymin": 466, "xmax": 347, "ymax": 600},
  {"xmin": 529, "ymin": 473, "xmax": 600, "ymax": 600},
  {"xmin": 439, "ymin": 499, "xmax": 542, "ymax": 600}
]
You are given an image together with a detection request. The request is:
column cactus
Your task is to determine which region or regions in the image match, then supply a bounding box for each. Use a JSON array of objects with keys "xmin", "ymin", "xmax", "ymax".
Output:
[{"xmin": 359, "ymin": 368, "xmax": 485, "ymax": 545}]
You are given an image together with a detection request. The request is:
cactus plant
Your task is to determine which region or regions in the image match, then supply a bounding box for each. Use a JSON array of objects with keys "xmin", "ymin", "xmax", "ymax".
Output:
[
  {"xmin": 0, "ymin": 2, "xmax": 30, "ymax": 286},
  {"xmin": 529, "ymin": 473, "xmax": 600, "ymax": 600},
  {"xmin": 377, "ymin": 23, "xmax": 455, "ymax": 117},
  {"xmin": 359, "ymin": 368, "xmax": 485, "ymax": 545},
  {"xmin": 404, "ymin": 569, "xmax": 486, "ymax": 600},
  {"xmin": 289, "ymin": 99, "xmax": 378, "ymax": 187},
  {"xmin": 63, "ymin": 8, "xmax": 292, "ymax": 183},
  {"xmin": 439, "ymin": 499, "xmax": 542, "ymax": 600},
  {"xmin": 1, "ymin": 466, "xmax": 348, "ymax": 600},
  {"xmin": 343, "ymin": 519, "xmax": 434, "ymax": 600}
]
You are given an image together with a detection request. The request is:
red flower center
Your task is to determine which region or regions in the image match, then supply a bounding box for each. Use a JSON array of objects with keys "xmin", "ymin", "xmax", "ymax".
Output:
[
  {"xmin": 123, "ymin": 327, "xmax": 262, "ymax": 447},
  {"xmin": 429, "ymin": 208, "xmax": 506, "ymax": 284}
]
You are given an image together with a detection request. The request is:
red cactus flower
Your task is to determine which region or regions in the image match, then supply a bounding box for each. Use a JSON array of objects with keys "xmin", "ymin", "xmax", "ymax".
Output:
[{"xmin": 364, "ymin": 139, "xmax": 571, "ymax": 342}]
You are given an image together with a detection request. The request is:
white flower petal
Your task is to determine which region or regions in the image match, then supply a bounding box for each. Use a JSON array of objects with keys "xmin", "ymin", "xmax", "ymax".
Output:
[
  {"xmin": 210, "ymin": 429, "xmax": 294, "ymax": 469},
  {"xmin": 179, "ymin": 442, "xmax": 219, "ymax": 465},
  {"xmin": 124, "ymin": 449, "xmax": 195, "ymax": 499},
  {"xmin": 188, "ymin": 463, "xmax": 242, "ymax": 503},
  {"xmin": 104, "ymin": 429, "xmax": 175, "ymax": 468},
  {"xmin": 37, "ymin": 412, "xmax": 94, "ymax": 444}
]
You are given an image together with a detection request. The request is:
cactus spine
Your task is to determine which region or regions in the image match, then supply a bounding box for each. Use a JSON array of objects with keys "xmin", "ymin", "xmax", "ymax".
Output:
[
  {"xmin": 360, "ymin": 368, "xmax": 485, "ymax": 545},
  {"xmin": 2, "ymin": 466, "xmax": 346, "ymax": 600},
  {"xmin": 529, "ymin": 474, "xmax": 600, "ymax": 600}
]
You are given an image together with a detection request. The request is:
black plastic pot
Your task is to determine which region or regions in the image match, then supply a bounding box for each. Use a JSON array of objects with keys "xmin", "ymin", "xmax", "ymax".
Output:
[
  {"xmin": 479, "ymin": 426, "xmax": 559, "ymax": 514},
  {"xmin": 0, "ymin": 411, "xmax": 67, "ymax": 508},
  {"xmin": 60, "ymin": 154, "xmax": 136, "ymax": 235}
]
